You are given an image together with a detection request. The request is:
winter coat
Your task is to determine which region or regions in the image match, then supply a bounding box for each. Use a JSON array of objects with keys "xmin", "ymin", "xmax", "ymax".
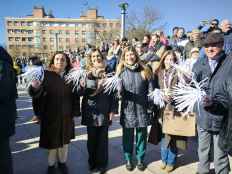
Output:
[
  {"xmin": 224, "ymin": 30, "xmax": 232, "ymax": 54},
  {"xmin": 119, "ymin": 66, "xmax": 154, "ymax": 128},
  {"xmin": 0, "ymin": 47, "xmax": 17, "ymax": 141},
  {"xmin": 192, "ymin": 51, "xmax": 232, "ymax": 132},
  {"xmin": 80, "ymin": 74, "xmax": 118, "ymax": 127},
  {"xmin": 156, "ymin": 69, "xmax": 187, "ymax": 150},
  {"xmin": 29, "ymin": 70, "xmax": 80, "ymax": 149}
]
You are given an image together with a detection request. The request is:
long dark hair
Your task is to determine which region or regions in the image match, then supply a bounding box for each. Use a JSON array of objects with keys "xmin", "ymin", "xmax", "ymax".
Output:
[{"xmin": 49, "ymin": 52, "xmax": 71, "ymax": 72}]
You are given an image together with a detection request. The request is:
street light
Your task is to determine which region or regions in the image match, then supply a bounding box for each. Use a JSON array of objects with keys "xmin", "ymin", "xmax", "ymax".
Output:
[
  {"xmin": 119, "ymin": 2, "xmax": 129, "ymax": 40},
  {"xmin": 54, "ymin": 32, "xmax": 59, "ymax": 51}
]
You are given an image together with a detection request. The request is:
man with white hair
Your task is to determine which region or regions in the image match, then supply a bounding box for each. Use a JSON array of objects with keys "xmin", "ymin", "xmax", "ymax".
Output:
[{"xmin": 220, "ymin": 19, "xmax": 232, "ymax": 54}]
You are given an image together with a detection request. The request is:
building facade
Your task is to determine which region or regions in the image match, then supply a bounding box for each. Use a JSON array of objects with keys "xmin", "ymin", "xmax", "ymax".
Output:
[{"xmin": 5, "ymin": 6, "xmax": 120, "ymax": 58}]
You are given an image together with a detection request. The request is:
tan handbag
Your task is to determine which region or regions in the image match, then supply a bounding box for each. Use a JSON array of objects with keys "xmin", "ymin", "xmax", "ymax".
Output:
[{"xmin": 162, "ymin": 109, "xmax": 196, "ymax": 137}]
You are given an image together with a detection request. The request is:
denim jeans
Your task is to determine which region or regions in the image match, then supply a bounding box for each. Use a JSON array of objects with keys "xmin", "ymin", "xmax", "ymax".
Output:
[{"xmin": 160, "ymin": 137, "xmax": 177, "ymax": 166}]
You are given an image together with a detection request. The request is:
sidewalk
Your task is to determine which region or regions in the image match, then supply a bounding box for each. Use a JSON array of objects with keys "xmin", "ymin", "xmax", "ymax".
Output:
[{"xmin": 12, "ymin": 98, "xmax": 232, "ymax": 174}]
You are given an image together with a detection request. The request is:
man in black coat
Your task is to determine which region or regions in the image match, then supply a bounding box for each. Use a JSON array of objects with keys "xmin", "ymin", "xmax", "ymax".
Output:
[
  {"xmin": 193, "ymin": 33, "xmax": 231, "ymax": 174},
  {"xmin": 0, "ymin": 47, "xmax": 17, "ymax": 174}
]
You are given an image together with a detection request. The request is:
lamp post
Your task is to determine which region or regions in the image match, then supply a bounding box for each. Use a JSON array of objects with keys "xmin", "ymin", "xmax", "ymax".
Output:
[
  {"xmin": 119, "ymin": 2, "xmax": 129, "ymax": 40},
  {"xmin": 54, "ymin": 32, "xmax": 59, "ymax": 51}
]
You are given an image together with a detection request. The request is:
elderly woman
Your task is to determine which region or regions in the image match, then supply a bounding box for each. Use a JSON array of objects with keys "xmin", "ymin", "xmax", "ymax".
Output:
[
  {"xmin": 116, "ymin": 46, "xmax": 155, "ymax": 171},
  {"xmin": 29, "ymin": 52, "xmax": 80, "ymax": 174},
  {"xmin": 80, "ymin": 49, "xmax": 117, "ymax": 174}
]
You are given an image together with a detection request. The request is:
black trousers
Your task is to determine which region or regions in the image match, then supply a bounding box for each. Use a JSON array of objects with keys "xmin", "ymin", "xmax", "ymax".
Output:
[
  {"xmin": 87, "ymin": 126, "xmax": 108, "ymax": 169},
  {"xmin": 0, "ymin": 138, "xmax": 13, "ymax": 174}
]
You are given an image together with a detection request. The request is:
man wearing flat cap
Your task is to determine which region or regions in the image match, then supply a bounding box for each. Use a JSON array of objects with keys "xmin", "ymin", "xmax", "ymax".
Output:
[{"xmin": 193, "ymin": 33, "xmax": 232, "ymax": 174}]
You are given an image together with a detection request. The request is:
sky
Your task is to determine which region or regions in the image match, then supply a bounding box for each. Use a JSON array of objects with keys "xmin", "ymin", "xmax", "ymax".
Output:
[{"xmin": 1, "ymin": 0, "xmax": 232, "ymax": 46}]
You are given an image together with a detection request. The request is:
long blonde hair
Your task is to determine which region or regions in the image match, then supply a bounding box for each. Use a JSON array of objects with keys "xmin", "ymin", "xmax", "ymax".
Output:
[
  {"xmin": 116, "ymin": 46, "xmax": 152, "ymax": 80},
  {"xmin": 85, "ymin": 48, "xmax": 105, "ymax": 71}
]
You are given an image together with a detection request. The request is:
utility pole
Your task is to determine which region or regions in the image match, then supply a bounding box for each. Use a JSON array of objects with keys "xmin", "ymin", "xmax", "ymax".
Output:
[{"xmin": 119, "ymin": 2, "xmax": 129, "ymax": 40}]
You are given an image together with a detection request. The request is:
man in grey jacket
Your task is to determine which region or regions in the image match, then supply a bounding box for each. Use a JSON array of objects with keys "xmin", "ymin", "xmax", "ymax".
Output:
[{"xmin": 193, "ymin": 33, "xmax": 231, "ymax": 174}]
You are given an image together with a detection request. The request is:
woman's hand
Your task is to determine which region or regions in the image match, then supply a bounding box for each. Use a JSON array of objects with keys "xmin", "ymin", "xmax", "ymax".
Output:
[{"xmin": 31, "ymin": 80, "xmax": 41, "ymax": 89}]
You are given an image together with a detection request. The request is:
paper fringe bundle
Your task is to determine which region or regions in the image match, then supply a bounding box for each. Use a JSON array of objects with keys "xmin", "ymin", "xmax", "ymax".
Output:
[
  {"xmin": 148, "ymin": 89, "xmax": 165, "ymax": 108},
  {"xmin": 65, "ymin": 68, "xmax": 87, "ymax": 92},
  {"xmin": 171, "ymin": 61, "xmax": 193, "ymax": 80},
  {"xmin": 102, "ymin": 75, "xmax": 122, "ymax": 94},
  {"xmin": 19, "ymin": 66, "xmax": 44, "ymax": 88},
  {"xmin": 172, "ymin": 77, "xmax": 208, "ymax": 113}
]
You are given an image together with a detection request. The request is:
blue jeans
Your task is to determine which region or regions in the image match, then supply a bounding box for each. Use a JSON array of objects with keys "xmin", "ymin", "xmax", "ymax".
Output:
[{"xmin": 160, "ymin": 137, "xmax": 177, "ymax": 166}]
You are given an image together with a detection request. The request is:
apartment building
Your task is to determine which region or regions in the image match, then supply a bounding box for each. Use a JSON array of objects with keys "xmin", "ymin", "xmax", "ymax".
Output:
[{"xmin": 5, "ymin": 6, "xmax": 120, "ymax": 58}]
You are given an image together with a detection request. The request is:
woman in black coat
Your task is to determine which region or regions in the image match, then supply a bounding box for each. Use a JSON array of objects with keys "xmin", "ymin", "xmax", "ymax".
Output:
[
  {"xmin": 79, "ymin": 49, "xmax": 117, "ymax": 174},
  {"xmin": 29, "ymin": 52, "xmax": 80, "ymax": 174}
]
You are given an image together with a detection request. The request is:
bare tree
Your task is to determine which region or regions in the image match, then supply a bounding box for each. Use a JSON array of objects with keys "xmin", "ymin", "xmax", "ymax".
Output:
[{"xmin": 126, "ymin": 6, "xmax": 161, "ymax": 40}]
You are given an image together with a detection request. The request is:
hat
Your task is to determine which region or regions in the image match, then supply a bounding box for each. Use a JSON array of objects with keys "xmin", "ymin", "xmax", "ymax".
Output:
[{"xmin": 203, "ymin": 33, "xmax": 224, "ymax": 47}]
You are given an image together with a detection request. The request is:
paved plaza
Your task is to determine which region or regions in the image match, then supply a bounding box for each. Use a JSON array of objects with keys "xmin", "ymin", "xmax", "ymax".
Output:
[{"xmin": 12, "ymin": 91, "xmax": 232, "ymax": 174}]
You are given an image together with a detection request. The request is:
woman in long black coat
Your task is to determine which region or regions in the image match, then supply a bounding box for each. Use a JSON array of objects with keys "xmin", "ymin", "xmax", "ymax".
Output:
[{"xmin": 29, "ymin": 52, "xmax": 80, "ymax": 174}]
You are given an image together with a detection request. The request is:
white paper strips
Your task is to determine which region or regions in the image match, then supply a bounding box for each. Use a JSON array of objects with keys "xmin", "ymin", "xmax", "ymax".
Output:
[
  {"xmin": 102, "ymin": 75, "xmax": 122, "ymax": 94},
  {"xmin": 19, "ymin": 66, "xmax": 44, "ymax": 88},
  {"xmin": 172, "ymin": 77, "xmax": 208, "ymax": 113},
  {"xmin": 65, "ymin": 68, "xmax": 87, "ymax": 91},
  {"xmin": 148, "ymin": 89, "xmax": 165, "ymax": 108}
]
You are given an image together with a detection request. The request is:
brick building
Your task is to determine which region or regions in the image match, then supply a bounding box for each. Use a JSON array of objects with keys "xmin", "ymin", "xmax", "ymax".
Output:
[{"xmin": 5, "ymin": 6, "xmax": 120, "ymax": 58}]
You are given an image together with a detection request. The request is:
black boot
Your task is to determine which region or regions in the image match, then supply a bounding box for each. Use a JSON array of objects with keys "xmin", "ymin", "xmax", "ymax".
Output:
[
  {"xmin": 137, "ymin": 160, "xmax": 146, "ymax": 171},
  {"xmin": 58, "ymin": 162, "xmax": 69, "ymax": 174},
  {"xmin": 47, "ymin": 166, "xmax": 56, "ymax": 174},
  {"xmin": 125, "ymin": 160, "xmax": 134, "ymax": 171}
]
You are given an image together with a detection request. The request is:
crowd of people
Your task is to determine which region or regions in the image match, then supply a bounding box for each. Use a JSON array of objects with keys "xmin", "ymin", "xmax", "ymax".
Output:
[{"xmin": 1, "ymin": 18, "xmax": 232, "ymax": 174}]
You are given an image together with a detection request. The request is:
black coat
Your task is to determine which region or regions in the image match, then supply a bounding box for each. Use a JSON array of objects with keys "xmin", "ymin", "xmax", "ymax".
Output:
[
  {"xmin": 192, "ymin": 52, "xmax": 232, "ymax": 132},
  {"xmin": 119, "ymin": 67, "xmax": 154, "ymax": 128},
  {"xmin": 0, "ymin": 47, "xmax": 17, "ymax": 141},
  {"xmin": 80, "ymin": 77, "xmax": 118, "ymax": 127},
  {"xmin": 203, "ymin": 61, "xmax": 232, "ymax": 152},
  {"xmin": 29, "ymin": 70, "xmax": 80, "ymax": 149}
]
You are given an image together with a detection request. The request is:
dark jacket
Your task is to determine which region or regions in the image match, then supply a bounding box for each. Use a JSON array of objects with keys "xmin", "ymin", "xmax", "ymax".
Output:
[
  {"xmin": 80, "ymin": 75, "xmax": 118, "ymax": 127},
  {"xmin": 202, "ymin": 58, "xmax": 232, "ymax": 152},
  {"xmin": 119, "ymin": 66, "xmax": 154, "ymax": 128},
  {"xmin": 224, "ymin": 29, "xmax": 232, "ymax": 54},
  {"xmin": 0, "ymin": 47, "xmax": 17, "ymax": 141},
  {"xmin": 192, "ymin": 51, "xmax": 232, "ymax": 132},
  {"xmin": 29, "ymin": 70, "xmax": 80, "ymax": 149}
]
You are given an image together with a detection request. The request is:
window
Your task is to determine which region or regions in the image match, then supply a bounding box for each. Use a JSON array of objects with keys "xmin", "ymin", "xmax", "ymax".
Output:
[
  {"xmin": 66, "ymin": 31, "xmax": 70, "ymax": 35},
  {"xmin": 43, "ymin": 45, "xmax": 48, "ymax": 50},
  {"xmin": 50, "ymin": 38, "xmax": 54, "ymax": 42},
  {"xmin": 42, "ymin": 30, "xmax": 46, "ymax": 34},
  {"xmin": 28, "ymin": 30, "xmax": 33, "ymax": 34},
  {"xmin": 21, "ymin": 22, "xmax": 26, "ymax": 26},
  {"xmin": 15, "ymin": 37, "xmax": 20, "ymax": 41},
  {"xmin": 7, "ymin": 21, "xmax": 13, "ymax": 26},
  {"xmin": 42, "ymin": 38, "xmax": 46, "ymax": 42},
  {"xmin": 27, "ymin": 22, "xmax": 33, "ymax": 26},
  {"xmin": 28, "ymin": 37, "xmax": 33, "ymax": 42},
  {"xmin": 66, "ymin": 38, "xmax": 70, "ymax": 42},
  {"xmin": 8, "ymin": 37, "xmax": 14, "ymax": 41},
  {"xmin": 22, "ymin": 37, "xmax": 26, "ymax": 41}
]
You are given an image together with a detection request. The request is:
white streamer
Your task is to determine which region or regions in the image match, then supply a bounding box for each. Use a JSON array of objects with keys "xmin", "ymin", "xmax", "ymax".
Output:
[
  {"xmin": 148, "ymin": 89, "xmax": 165, "ymax": 108},
  {"xmin": 65, "ymin": 68, "xmax": 87, "ymax": 92},
  {"xmin": 19, "ymin": 66, "xmax": 44, "ymax": 88},
  {"xmin": 103, "ymin": 75, "xmax": 122, "ymax": 94}
]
